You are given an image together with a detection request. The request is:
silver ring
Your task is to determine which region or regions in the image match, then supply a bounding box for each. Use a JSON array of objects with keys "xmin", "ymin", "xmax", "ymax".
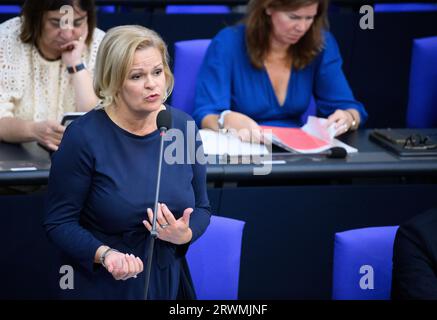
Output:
[{"xmin": 161, "ymin": 223, "xmax": 169, "ymax": 229}]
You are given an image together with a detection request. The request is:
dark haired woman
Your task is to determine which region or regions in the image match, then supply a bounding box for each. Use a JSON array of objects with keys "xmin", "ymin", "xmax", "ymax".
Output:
[
  {"xmin": 193, "ymin": 0, "xmax": 367, "ymax": 142},
  {"xmin": 0, "ymin": 0, "xmax": 104, "ymax": 151}
]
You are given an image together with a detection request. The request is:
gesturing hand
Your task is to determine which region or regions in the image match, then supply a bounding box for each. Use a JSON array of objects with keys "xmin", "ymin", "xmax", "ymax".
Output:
[
  {"xmin": 143, "ymin": 203, "xmax": 193, "ymax": 245},
  {"xmin": 103, "ymin": 251, "xmax": 144, "ymax": 281}
]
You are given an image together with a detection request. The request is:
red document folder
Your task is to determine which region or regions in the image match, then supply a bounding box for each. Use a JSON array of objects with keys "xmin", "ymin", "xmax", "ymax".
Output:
[{"xmin": 261, "ymin": 125, "xmax": 332, "ymax": 153}]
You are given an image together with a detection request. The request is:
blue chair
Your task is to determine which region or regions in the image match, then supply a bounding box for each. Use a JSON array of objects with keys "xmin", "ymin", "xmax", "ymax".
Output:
[
  {"xmin": 98, "ymin": 5, "xmax": 116, "ymax": 13},
  {"xmin": 0, "ymin": 5, "xmax": 20, "ymax": 14},
  {"xmin": 406, "ymin": 36, "xmax": 437, "ymax": 128},
  {"xmin": 171, "ymin": 39, "xmax": 211, "ymax": 114},
  {"xmin": 186, "ymin": 215, "xmax": 245, "ymax": 300},
  {"xmin": 375, "ymin": 3, "xmax": 437, "ymax": 12},
  {"xmin": 332, "ymin": 226, "xmax": 399, "ymax": 300},
  {"xmin": 171, "ymin": 39, "xmax": 316, "ymax": 120},
  {"xmin": 166, "ymin": 5, "xmax": 231, "ymax": 14}
]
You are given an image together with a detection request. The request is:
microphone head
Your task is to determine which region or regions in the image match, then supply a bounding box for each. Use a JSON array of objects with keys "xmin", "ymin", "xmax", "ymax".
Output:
[
  {"xmin": 327, "ymin": 147, "xmax": 347, "ymax": 159},
  {"xmin": 156, "ymin": 109, "xmax": 172, "ymax": 131}
]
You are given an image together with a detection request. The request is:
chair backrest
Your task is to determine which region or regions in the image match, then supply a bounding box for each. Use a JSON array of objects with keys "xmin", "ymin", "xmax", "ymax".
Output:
[
  {"xmin": 166, "ymin": 5, "xmax": 231, "ymax": 14},
  {"xmin": 171, "ymin": 39, "xmax": 211, "ymax": 115},
  {"xmin": 0, "ymin": 5, "xmax": 20, "ymax": 13},
  {"xmin": 406, "ymin": 36, "xmax": 437, "ymax": 128},
  {"xmin": 332, "ymin": 226, "xmax": 399, "ymax": 300},
  {"xmin": 186, "ymin": 215, "xmax": 245, "ymax": 300},
  {"xmin": 375, "ymin": 3, "xmax": 437, "ymax": 12}
]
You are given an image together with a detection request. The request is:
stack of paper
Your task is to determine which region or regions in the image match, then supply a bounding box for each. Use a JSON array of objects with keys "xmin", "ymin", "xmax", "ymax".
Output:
[
  {"xmin": 198, "ymin": 129, "xmax": 269, "ymax": 156},
  {"xmin": 261, "ymin": 116, "xmax": 357, "ymax": 154}
]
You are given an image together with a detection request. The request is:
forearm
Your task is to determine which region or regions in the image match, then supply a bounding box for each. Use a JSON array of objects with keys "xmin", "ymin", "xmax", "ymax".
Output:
[
  {"xmin": 71, "ymin": 70, "xmax": 99, "ymax": 112},
  {"xmin": 0, "ymin": 117, "xmax": 35, "ymax": 143}
]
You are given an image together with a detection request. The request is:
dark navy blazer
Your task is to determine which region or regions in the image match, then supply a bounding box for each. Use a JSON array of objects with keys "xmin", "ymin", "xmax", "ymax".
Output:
[{"xmin": 44, "ymin": 106, "xmax": 211, "ymax": 300}]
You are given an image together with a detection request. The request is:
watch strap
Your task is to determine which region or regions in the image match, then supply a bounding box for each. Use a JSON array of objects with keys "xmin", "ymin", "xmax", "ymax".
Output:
[{"xmin": 67, "ymin": 63, "xmax": 86, "ymax": 74}]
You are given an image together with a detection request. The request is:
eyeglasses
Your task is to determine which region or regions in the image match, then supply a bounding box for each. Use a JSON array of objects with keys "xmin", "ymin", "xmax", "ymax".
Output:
[{"xmin": 403, "ymin": 134, "xmax": 437, "ymax": 150}]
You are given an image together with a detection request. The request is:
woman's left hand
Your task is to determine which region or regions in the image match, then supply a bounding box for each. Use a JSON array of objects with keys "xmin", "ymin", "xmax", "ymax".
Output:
[
  {"xmin": 61, "ymin": 29, "xmax": 88, "ymax": 67},
  {"xmin": 326, "ymin": 109, "xmax": 356, "ymax": 137},
  {"xmin": 143, "ymin": 203, "xmax": 193, "ymax": 245}
]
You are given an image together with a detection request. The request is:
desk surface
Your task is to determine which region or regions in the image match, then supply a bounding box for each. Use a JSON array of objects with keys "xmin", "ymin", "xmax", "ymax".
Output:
[{"xmin": 1, "ymin": 129, "xmax": 437, "ymax": 185}]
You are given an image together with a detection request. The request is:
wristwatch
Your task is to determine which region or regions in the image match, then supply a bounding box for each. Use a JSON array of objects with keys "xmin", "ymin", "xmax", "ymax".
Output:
[
  {"xmin": 67, "ymin": 62, "xmax": 86, "ymax": 74},
  {"xmin": 217, "ymin": 110, "xmax": 231, "ymax": 132}
]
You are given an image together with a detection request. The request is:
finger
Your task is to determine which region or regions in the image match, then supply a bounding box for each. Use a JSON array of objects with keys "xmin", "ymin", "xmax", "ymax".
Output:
[
  {"xmin": 143, "ymin": 219, "xmax": 152, "ymax": 232},
  {"xmin": 237, "ymin": 129, "xmax": 251, "ymax": 142},
  {"xmin": 137, "ymin": 257, "xmax": 144, "ymax": 273},
  {"xmin": 335, "ymin": 124, "xmax": 348, "ymax": 137},
  {"xmin": 60, "ymin": 41, "xmax": 78, "ymax": 49},
  {"xmin": 181, "ymin": 208, "xmax": 193, "ymax": 225},
  {"xmin": 46, "ymin": 143, "xmax": 58, "ymax": 151},
  {"xmin": 326, "ymin": 112, "xmax": 342, "ymax": 127},
  {"xmin": 146, "ymin": 208, "xmax": 154, "ymax": 224},
  {"xmin": 335, "ymin": 118, "xmax": 347, "ymax": 129},
  {"xmin": 156, "ymin": 203, "xmax": 168, "ymax": 226},
  {"xmin": 53, "ymin": 125, "xmax": 66, "ymax": 134},
  {"xmin": 333, "ymin": 118, "xmax": 347, "ymax": 130},
  {"xmin": 250, "ymin": 129, "xmax": 263, "ymax": 144},
  {"xmin": 125, "ymin": 253, "xmax": 136, "ymax": 276},
  {"xmin": 49, "ymin": 133, "xmax": 63, "ymax": 144},
  {"xmin": 161, "ymin": 203, "xmax": 177, "ymax": 225},
  {"xmin": 130, "ymin": 254, "xmax": 141, "ymax": 274},
  {"xmin": 49, "ymin": 139, "xmax": 62, "ymax": 148},
  {"xmin": 120, "ymin": 256, "xmax": 129, "ymax": 279}
]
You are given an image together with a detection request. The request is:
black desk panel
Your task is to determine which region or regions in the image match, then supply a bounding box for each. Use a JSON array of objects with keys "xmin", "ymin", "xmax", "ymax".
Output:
[{"xmin": 1, "ymin": 129, "xmax": 437, "ymax": 299}]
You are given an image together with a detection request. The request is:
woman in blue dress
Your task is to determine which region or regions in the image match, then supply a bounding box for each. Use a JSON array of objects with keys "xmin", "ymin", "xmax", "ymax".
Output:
[
  {"xmin": 193, "ymin": 0, "xmax": 368, "ymax": 142},
  {"xmin": 44, "ymin": 25, "xmax": 211, "ymax": 299}
]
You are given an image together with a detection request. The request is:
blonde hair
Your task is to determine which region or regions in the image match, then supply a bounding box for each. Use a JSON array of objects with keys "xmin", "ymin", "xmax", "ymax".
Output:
[{"xmin": 93, "ymin": 25, "xmax": 174, "ymax": 107}]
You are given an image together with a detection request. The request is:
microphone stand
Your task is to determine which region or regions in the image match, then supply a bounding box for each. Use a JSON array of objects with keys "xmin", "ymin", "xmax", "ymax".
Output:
[{"xmin": 144, "ymin": 127, "xmax": 166, "ymax": 300}]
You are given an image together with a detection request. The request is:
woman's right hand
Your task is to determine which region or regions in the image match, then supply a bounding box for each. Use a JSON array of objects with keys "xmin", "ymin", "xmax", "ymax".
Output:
[
  {"xmin": 31, "ymin": 120, "xmax": 66, "ymax": 151},
  {"xmin": 103, "ymin": 251, "xmax": 144, "ymax": 281},
  {"xmin": 224, "ymin": 111, "xmax": 263, "ymax": 143}
]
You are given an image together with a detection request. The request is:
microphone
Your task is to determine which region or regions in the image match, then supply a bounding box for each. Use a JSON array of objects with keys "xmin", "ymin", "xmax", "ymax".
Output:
[
  {"xmin": 156, "ymin": 108, "xmax": 172, "ymax": 132},
  {"xmin": 325, "ymin": 147, "xmax": 347, "ymax": 159},
  {"xmin": 144, "ymin": 109, "xmax": 172, "ymax": 300},
  {"xmin": 267, "ymin": 146, "xmax": 348, "ymax": 163}
]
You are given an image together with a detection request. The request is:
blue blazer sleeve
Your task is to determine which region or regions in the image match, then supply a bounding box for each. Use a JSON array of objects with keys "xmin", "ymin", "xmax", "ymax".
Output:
[
  {"xmin": 192, "ymin": 29, "xmax": 234, "ymax": 126},
  {"xmin": 313, "ymin": 32, "xmax": 368, "ymax": 126},
  {"xmin": 44, "ymin": 123, "xmax": 103, "ymax": 272}
]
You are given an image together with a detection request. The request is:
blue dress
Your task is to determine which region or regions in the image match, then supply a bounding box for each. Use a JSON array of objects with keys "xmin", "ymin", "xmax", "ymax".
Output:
[
  {"xmin": 193, "ymin": 24, "xmax": 368, "ymax": 128},
  {"xmin": 44, "ymin": 106, "xmax": 211, "ymax": 300}
]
